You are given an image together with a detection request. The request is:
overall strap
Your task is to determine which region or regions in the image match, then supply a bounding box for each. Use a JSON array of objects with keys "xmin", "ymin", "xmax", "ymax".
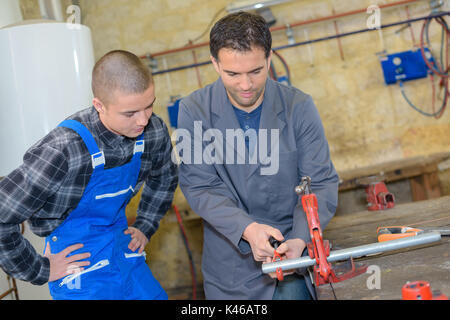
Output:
[{"xmin": 58, "ymin": 119, "xmax": 105, "ymax": 170}]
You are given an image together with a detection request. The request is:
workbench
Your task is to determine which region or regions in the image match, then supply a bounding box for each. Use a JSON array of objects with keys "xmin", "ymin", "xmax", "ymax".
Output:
[
  {"xmin": 338, "ymin": 152, "xmax": 450, "ymax": 200},
  {"xmin": 317, "ymin": 195, "xmax": 450, "ymax": 300}
]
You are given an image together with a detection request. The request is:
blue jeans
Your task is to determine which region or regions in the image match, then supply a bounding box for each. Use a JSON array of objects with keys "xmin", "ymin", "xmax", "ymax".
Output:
[{"xmin": 272, "ymin": 274, "xmax": 312, "ymax": 300}]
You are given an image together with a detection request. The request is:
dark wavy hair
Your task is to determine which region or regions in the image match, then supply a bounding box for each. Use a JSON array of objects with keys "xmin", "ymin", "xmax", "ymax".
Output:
[{"xmin": 210, "ymin": 11, "xmax": 272, "ymax": 60}]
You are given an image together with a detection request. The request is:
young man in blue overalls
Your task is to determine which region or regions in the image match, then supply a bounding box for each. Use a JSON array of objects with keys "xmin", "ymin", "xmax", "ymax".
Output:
[{"xmin": 0, "ymin": 50, "xmax": 178, "ymax": 299}]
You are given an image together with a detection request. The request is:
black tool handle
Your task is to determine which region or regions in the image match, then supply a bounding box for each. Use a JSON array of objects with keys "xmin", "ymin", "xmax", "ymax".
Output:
[{"xmin": 269, "ymin": 236, "xmax": 282, "ymax": 249}]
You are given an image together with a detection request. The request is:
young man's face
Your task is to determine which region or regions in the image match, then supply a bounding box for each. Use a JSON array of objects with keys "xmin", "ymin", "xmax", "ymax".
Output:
[
  {"xmin": 211, "ymin": 46, "xmax": 272, "ymax": 112},
  {"xmin": 93, "ymin": 84, "xmax": 155, "ymax": 138}
]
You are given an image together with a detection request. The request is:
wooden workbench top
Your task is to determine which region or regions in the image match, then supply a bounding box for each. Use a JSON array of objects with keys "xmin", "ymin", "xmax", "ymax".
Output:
[
  {"xmin": 337, "ymin": 151, "xmax": 450, "ymax": 191},
  {"xmin": 317, "ymin": 196, "xmax": 450, "ymax": 300}
]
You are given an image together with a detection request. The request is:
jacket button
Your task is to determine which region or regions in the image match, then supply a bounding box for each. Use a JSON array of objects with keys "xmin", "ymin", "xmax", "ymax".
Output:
[{"xmin": 52, "ymin": 236, "xmax": 58, "ymax": 242}]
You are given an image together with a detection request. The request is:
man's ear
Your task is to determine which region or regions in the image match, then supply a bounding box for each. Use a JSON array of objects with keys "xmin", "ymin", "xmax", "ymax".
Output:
[
  {"xmin": 93, "ymin": 97, "xmax": 105, "ymax": 114},
  {"xmin": 210, "ymin": 55, "xmax": 220, "ymax": 73}
]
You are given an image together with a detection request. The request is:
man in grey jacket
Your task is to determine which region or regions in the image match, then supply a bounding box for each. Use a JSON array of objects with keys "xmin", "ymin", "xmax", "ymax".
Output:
[{"xmin": 177, "ymin": 12, "xmax": 339, "ymax": 299}]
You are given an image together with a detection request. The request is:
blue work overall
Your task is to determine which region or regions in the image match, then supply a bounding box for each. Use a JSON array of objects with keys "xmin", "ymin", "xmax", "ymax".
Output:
[{"xmin": 44, "ymin": 119, "xmax": 167, "ymax": 300}]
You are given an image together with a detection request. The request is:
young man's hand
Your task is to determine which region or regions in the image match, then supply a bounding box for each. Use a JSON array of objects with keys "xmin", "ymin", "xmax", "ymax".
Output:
[
  {"xmin": 124, "ymin": 227, "xmax": 148, "ymax": 253},
  {"xmin": 44, "ymin": 242, "xmax": 91, "ymax": 282}
]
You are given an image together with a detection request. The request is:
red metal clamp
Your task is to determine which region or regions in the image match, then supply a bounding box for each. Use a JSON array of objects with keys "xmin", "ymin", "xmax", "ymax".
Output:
[
  {"xmin": 365, "ymin": 182, "xmax": 395, "ymax": 211},
  {"xmin": 296, "ymin": 176, "xmax": 367, "ymax": 286}
]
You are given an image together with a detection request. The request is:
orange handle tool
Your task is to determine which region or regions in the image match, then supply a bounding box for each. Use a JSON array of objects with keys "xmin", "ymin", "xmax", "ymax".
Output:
[{"xmin": 377, "ymin": 226, "xmax": 423, "ymax": 242}]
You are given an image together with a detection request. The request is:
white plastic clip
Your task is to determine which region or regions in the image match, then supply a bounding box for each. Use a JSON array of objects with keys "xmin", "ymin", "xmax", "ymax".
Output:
[
  {"xmin": 133, "ymin": 140, "xmax": 145, "ymax": 154},
  {"xmin": 91, "ymin": 151, "xmax": 105, "ymax": 169}
]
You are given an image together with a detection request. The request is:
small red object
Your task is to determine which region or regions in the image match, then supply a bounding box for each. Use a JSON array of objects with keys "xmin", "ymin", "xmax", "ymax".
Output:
[
  {"xmin": 272, "ymin": 251, "xmax": 284, "ymax": 281},
  {"xmin": 365, "ymin": 182, "xmax": 395, "ymax": 211},
  {"xmin": 402, "ymin": 281, "xmax": 448, "ymax": 300}
]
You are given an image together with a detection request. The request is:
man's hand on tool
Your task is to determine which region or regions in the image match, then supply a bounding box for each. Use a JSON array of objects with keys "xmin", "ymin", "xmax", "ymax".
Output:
[
  {"xmin": 264, "ymin": 238, "xmax": 306, "ymax": 279},
  {"xmin": 242, "ymin": 222, "xmax": 284, "ymax": 261},
  {"xmin": 124, "ymin": 226, "xmax": 148, "ymax": 253},
  {"xmin": 44, "ymin": 242, "xmax": 91, "ymax": 282}
]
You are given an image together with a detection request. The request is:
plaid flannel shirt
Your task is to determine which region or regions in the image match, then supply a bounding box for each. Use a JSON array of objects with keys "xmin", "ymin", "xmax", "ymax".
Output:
[{"xmin": 0, "ymin": 107, "xmax": 178, "ymax": 285}]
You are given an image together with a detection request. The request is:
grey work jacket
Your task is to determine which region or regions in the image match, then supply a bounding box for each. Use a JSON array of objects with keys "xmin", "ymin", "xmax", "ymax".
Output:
[{"xmin": 177, "ymin": 77, "xmax": 339, "ymax": 299}]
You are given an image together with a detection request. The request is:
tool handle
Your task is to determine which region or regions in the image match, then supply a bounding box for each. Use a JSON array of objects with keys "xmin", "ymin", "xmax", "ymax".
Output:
[
  {"xmin": 269, "ymin": 236, "xmax": 281, "ymax": 249},
  {"xmin": 377, "ymin": 226, "xmax": 422, "ymax": 242},
  {"xmin": 300, "ymin": 190, "xmax": 334, "ymax": 282},
  {"xmin": 301, "ymin": 194, "xmax": 322, "ymax": 239}
]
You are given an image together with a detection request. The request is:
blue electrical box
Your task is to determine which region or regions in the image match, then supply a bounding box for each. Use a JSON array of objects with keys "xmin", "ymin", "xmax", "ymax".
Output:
[
  {"xmin": 167, "ymin": 98, "xmax": 181, "ymax": 128},
  {"xmin": 379, "ymin": 48, "xmax": 434, "ymax": 85},
  {"xmin": 277, "ymin": 75, "xmax": 290, "ymax": 86}
]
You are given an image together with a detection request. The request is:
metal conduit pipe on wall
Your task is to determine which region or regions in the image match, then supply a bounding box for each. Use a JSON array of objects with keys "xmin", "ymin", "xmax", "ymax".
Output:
[
  {"xmin": 0, "ymin": 0, "xmax": 23, "ymax": 28},
  {"xmin": 151, "ymin": 11, "xmax": 450, "ymax": 76},
  {"xmin": 38, "ymin": 0, "xmax": 64, "ymax": 21},
  {"xmin": 142, "ymin": 0, "xmax": 424, "ymax": 60}
]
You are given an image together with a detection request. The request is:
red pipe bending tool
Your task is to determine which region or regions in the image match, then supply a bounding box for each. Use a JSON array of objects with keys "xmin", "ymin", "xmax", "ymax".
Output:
[{"xmin": 295, "ymin": 176, "xmax": 367, "ymax": 286}]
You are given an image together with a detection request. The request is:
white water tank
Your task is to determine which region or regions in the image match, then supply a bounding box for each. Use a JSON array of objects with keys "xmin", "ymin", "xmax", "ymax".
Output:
[{"xmin": 0, "ymin": 21, "xmax": 95, "ymax": 176}]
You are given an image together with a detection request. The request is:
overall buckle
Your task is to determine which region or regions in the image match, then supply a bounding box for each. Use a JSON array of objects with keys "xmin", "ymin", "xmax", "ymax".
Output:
[{"xmin": 91, "ymin": 151, "xmax": 105, "ymax": 169}]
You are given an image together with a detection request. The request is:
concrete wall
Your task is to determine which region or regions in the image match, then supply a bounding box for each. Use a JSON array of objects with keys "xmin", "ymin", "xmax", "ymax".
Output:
[
  {"xmin": 76, "ymin": 0, "xmax": 450, "ymax": 170},
  {"xmin": 3, "ymin": 0, "xmax": 450, "ymax": 299}
]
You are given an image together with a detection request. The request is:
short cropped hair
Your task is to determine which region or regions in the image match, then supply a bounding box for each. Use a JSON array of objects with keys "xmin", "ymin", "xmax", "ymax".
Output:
[
  {"xmin": 209, "ymin": 11, "xmax": 272, "ymax": 61},
  {"xmin": 92, "ymin": 50, "xmax": 153, "ymax": 105}
]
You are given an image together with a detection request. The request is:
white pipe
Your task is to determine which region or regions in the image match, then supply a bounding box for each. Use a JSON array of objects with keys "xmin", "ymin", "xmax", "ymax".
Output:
[
  {"xmin": 0, "ymin": 0, "xmax": 23, "ymax": 28},
  {"xmin": 38, "ymin": 0, "xmax": 64, "ymax": 22}
]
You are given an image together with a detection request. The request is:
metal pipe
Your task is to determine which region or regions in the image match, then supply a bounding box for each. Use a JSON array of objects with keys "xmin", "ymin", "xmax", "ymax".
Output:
[
  {"xmin": 273, "ymin": 12, "xmax": 449, "ymax": 51},
  {"xmin": 262, "ymin": 231, "xmax": 442, "ymax": 274},
  {"xmin": 152, "ymin": 12, "xmax": 450, "ymax": 76},
  {"xmin": 226, "ymin": 0, "xmax": 293, "ymax": 14},
  {"xmin": 0, "ymin": 0, "xmax": 23, "ymax": 28},
  {"xmin": 142, "ymin": 0, "xmax": 422, "ymax": 59},
  {"xmin": 270, "ymin": 0, "xmax": 422, "ymax": 32},
  {"xmin": 39, "ymin": 0, "xmax": 64, "ymax": 22},
  {"xmin": 152, "ymin": 60, "xmax": 211, "ymax": 76}
]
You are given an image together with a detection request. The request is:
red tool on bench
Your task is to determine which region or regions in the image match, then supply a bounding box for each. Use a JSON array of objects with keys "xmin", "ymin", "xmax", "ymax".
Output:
[
  {"xmin": 365, "ymin": 182, "xmax": 395, "ymax": 211},
  {"xmin": 295, "ymin": 176, "xmax": 367, "ymax": 286}
]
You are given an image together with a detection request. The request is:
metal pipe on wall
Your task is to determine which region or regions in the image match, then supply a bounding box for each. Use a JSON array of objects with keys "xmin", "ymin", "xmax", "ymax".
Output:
[
  {"xmin": 38, "ymin": 0, "xmax": 64, "ymax": 21},
  {"xmin": 151, "ymin": 11, "xmax": 450, "ymax": 76},
  {"xmin": 0, "ymin": 0, "xmax": 23, "ymax": 28},
  {"xmin": 141, "ymin": 0, "xmax": 423, "ymax": 59}
]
